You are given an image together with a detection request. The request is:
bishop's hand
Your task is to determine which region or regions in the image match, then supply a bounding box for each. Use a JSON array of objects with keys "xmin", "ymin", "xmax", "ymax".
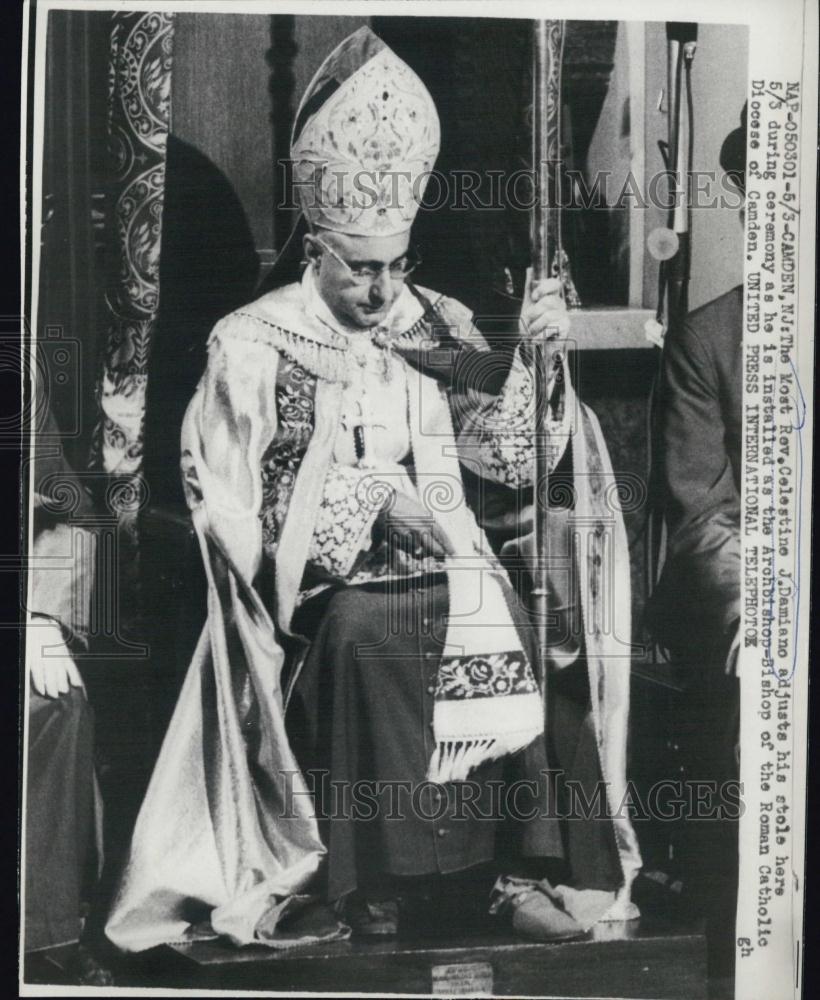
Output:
[
  {"xmin": 518, "ymin": 270, "xmax": 570, "ymax": 346},
  {"xmin": 374, "ymin": 491, "xmax": 456, "ymax": 561}
]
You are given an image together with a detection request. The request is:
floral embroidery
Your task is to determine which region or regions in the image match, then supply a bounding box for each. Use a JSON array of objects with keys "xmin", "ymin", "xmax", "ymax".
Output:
[
  {"xmin": 259, "ymin": 359, "xmax": 315, "ymax": 558},
  {"xmin": 582, "ymin": 406, "xmax": 605, "ymax": 498},
  {"xmin": 435, "ymin": 651, "xmax": 538, "ymax": 700},
  {"xmin": 307, "ymin": 465, "xmax": 380, "ymax": 577},
  {"xmin": 94, "ymin": 13, "xmax": 175, "ymax": 481},
  {"xmin": 462, "ymin": 353, "xmax": 568, "ymax": 489}
]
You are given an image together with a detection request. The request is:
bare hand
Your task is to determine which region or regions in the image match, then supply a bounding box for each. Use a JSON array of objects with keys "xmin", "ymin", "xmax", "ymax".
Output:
[
  {"xmin": 29, "ymin": 619, "xmax": 85, "ymax": 699},
  {"xmin": 725, "ymin": 623, "xmax": 740, "ymax": 678},
  {"xmin": 377, "ymin": 492, "xmax": 456, "ymax": 560},
  {"xmin": 518, "ymin": 270, "xmax": 570, "ymax": 343}
]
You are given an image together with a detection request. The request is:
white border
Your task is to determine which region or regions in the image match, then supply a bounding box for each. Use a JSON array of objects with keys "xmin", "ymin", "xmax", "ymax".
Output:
[{"xmin": 19, "ymin": 3, "xmax": 817, "ymax": 999}]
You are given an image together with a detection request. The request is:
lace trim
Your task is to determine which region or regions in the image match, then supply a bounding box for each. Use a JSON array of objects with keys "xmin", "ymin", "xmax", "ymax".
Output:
[
  {"xmin": 211, "ymin": 295, "xmax": 452, "ymax": 384},
  {"xmin": 307, "ymin": 465, "xmax": 380, "ymax": 578},
  {"xmin": 216, "ymin": 312, "xmax": 351, "ymax": 382}
]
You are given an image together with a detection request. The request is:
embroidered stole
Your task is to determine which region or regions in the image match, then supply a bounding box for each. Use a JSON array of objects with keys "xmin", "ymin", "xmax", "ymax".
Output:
[
  {"xmin": 430, "ymin": 567, "xmax": 542, "ymax": 783},
  {"xmin": 254, "ymin": 307, "xmax": 544, "ymax": 784}
]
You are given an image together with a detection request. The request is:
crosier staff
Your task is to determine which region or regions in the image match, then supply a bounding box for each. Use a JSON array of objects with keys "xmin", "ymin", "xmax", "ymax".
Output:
[{"xmin": 530, "ymin": 19, "xmax": 564, "ymax": 707}]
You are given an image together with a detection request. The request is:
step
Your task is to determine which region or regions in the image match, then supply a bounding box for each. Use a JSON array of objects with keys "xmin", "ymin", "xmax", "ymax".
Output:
[{"xmin": 138, "ymin": 914, "xmax": 707, "ymax": 998}]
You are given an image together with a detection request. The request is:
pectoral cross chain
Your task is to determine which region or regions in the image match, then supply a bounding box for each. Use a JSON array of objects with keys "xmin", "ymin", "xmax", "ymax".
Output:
[{"xmin": 341, "ymin": 396, "xmax": 387, "ymax": 466}]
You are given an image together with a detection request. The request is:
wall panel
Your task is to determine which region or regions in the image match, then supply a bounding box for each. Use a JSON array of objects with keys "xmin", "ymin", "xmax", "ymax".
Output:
[{"xmin": 171, "ymin": 13, "xmax": 275, "ymax": 256}]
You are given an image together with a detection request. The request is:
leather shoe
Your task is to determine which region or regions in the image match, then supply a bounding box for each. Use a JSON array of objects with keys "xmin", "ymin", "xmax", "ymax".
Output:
[
  {"xmin": 489, "ymin": 875, "xmax": 585, "ymax": 942},
  {"xmin": 337, "ymin": 893, "xmax": 399, "ymax": 938}
]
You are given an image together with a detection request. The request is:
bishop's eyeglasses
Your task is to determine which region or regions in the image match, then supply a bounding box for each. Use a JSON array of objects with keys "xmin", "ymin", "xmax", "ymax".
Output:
[{"xmin": 313, "ymin": 236, "xmax": 422, "ymax": 285}]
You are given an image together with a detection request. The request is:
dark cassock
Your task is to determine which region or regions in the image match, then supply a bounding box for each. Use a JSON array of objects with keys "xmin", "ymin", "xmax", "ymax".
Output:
[{"xmin": 106, "ymin": 27, "xmax": 641, "ymax": 952}]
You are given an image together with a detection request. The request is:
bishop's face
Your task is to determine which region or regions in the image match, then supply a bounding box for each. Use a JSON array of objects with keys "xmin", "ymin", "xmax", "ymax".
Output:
[{"xmin": 304, "ymin": 228, "xmax": 411, "ymax": 330}]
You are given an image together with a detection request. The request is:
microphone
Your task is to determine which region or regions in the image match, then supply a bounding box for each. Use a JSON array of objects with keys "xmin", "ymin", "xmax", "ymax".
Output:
[
  {"xmin": 666, "ymin": 22, "xmax": 698, "ymax": 44},
  {"xmin": 666, "ymin": 20, "xmax": 698, "ymax": 237}
]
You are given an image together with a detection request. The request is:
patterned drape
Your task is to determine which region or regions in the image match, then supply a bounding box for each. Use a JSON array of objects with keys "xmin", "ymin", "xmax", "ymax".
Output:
[
  {"xmin": 88, "ymin": 11, "xmax": 175, "ymax": 632},
  {"xmin": 92, "ymin": 11, "xmax": 175, "ymax": 489},
  {"xmin": 98, "ymin": 12, "xmax": 174, "ymax": 475}
]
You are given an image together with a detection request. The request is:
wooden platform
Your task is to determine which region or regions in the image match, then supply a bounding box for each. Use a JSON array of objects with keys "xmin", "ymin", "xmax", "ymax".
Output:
[{"xmin": 117, "ymin": 914, "xmax": 707, "ymax": 998}]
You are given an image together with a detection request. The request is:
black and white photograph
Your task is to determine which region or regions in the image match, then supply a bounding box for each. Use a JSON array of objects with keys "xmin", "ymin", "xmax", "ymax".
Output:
[{"xmin": 18, "ymin": 2, "xmax": 816, "ymax": 997}]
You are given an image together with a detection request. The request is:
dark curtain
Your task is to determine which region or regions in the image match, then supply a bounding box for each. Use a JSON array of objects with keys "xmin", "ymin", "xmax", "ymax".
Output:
[{"xmin": 38, "ymin": 10, "xmax": 109, "ymax": 472}]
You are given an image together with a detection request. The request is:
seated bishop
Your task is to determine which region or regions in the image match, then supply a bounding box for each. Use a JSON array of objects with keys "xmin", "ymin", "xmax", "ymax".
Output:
[{"xmin": 105, "ymin": 26, "xmax": 641, "ymax": 952}]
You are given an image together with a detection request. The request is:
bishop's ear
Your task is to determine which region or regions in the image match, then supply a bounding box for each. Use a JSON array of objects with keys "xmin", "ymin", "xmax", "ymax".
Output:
[{"xmin": 302, "ymin": 233, "xmax": 321, "ymax": 267}]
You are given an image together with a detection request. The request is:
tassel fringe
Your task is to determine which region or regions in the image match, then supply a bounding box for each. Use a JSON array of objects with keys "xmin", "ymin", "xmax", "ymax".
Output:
[
  {"xmin": 209, "ymin": 302, "xmax": 447, "ymax": 387},
  {"xmin": 427, "ymin": 732, "xmax": 537, "ymax": 784}
]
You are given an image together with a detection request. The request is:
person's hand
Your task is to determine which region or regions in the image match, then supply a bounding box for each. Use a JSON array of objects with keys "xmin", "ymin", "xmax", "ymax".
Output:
[
  {"xmin": 518, "ymin": 270, "xmax": 570, "ymax": 345},
  {"xmin": 725, "ymin": 622, "xmax": 741, "ymax": 677},
  {"xmin": 376, "ymin": 492, "xmax": 456, "ymax": 560},
  {"xmin": 28, "ymin": 618, "xmax": 85, "ymax": 699}
]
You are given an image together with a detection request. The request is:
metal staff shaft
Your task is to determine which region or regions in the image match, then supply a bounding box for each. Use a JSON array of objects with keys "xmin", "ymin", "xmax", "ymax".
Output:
[
  {"xmin": 665, "ymin": 24, "xmax": 698, "ymax": 336},
  {"xmin": 531, "ymin": 20, "xmax": 561, "ymax": 705}
]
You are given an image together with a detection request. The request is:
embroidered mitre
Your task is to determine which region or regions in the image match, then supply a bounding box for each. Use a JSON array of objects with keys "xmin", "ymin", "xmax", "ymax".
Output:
[{"xmin": 290, "ymin": 26, "xmax": 440, "ymax": 237}]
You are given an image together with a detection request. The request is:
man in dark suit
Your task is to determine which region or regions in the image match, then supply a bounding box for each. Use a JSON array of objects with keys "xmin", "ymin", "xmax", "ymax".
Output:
[
  {"xmin": 647, "ymin": 104, "xmax": 746, "ymax": 979},
  {"xmin": 23, "ymin": 386, "xmax": 110, "ymax": 985},
  {"xmin": 649, "ymin": 284, "xmax": 742, "ymax": 671}
]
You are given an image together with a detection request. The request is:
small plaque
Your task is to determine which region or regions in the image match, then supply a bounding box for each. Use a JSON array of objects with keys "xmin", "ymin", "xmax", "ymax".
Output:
[{"xmin": 431, "ymin": 960, "xmax": 494, "ymax": 996}]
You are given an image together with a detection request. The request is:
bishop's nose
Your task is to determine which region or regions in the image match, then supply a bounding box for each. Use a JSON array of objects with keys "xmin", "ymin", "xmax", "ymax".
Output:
[{"xmin": 369, "ymin": 268, "xmax": 394, "ymax": 306}]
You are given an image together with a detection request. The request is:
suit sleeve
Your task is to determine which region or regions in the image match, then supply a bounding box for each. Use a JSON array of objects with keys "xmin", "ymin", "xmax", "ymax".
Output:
[{"xmin": 652, "ymin": 323, "xmax": 740, "ymax": 654}]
